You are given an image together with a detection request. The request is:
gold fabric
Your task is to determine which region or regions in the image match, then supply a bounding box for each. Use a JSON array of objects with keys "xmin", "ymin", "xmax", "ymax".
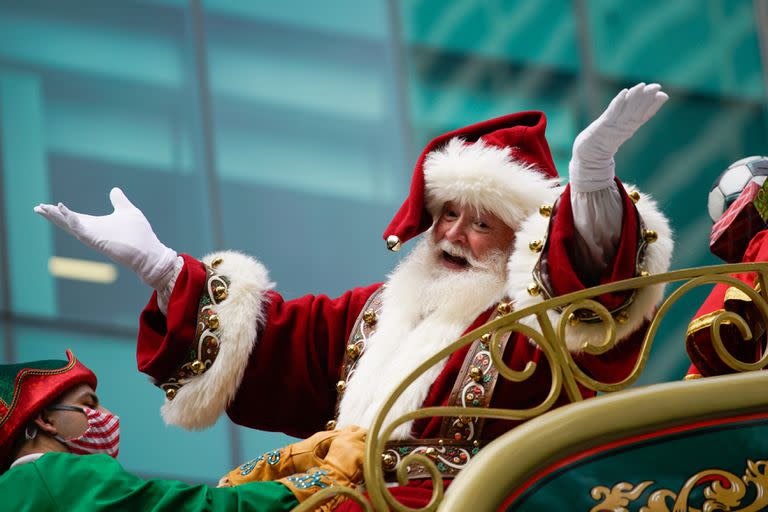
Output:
[{"xmin": 219, "ymin": 426, "xmax": 366, "ymax": 509}]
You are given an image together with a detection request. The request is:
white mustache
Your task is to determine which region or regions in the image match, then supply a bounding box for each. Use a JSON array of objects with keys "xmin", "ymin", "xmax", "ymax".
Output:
[{"xmin": 435, "ymin": 239, "xmax": 503, "ymax": 272}]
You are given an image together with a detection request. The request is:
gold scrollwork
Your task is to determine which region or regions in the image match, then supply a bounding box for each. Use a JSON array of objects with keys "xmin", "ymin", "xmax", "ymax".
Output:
[
  {"xmin": 590, "ymin": 480, "xmax": 654, "ymax": 512},
  {"xmin": 305, "ymin": 262, "xmax": 768, "ymax": 512},
  {"xmin": 590, "ymin": 460, "xmax": 768, "ymax": 512}
]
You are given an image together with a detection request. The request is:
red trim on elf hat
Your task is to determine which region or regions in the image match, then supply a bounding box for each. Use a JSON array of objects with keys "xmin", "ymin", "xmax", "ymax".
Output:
[
  {"xmin": 383, "ymin": 111, "xmax": 559, "ymax": 248},
  {"xmin": 0, "ymin": 350, "xmax": 97, "ymax": 471}
]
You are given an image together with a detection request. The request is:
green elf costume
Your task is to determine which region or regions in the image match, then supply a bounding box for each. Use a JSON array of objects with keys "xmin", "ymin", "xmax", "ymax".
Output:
[{"xmin": 0, "ymin": 350, "xmax": 365, "ymax": 511}]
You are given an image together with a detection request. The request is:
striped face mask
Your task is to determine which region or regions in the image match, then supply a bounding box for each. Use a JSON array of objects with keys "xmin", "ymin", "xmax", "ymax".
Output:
[{"xmin": 49, "ymin": 405, "xmax": 120, "ymax": 458}]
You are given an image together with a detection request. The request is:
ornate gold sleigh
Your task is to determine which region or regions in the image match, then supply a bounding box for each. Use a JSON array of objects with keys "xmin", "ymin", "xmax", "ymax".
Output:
[{"xmin": 294, "ymin": 262, "xmax": 768, "ymax": 512}]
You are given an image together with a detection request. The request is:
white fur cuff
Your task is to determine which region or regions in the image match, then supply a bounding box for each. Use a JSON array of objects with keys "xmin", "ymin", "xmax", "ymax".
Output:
[
  {"xmin": 161, "ymin": 250, "xmax": 274, "ymax": 429},
  {"xmin": 506, "ymin": 185, "xmax": 673, "ymax": 352}
]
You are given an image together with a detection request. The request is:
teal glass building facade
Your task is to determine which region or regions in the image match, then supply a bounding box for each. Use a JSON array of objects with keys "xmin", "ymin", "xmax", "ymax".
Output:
[{"xmin": 0, "ymin": 0, "xmax": 766, "ymax": 482}]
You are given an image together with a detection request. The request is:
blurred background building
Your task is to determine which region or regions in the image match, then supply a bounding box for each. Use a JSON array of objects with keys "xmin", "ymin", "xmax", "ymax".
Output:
[{"xmin": 0, "ymin": 0, "xmax": 766, "ymax": 483}]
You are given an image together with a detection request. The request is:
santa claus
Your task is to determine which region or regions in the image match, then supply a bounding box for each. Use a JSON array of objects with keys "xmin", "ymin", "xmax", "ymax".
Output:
[{"xmin": 35, "ymin": 83, "xmax": 673, "ymax": 509}]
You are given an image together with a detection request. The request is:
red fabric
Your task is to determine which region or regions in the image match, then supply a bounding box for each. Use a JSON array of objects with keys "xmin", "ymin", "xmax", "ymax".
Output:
[
  {"xmin": 547, "ymin": 179, "xmax": 639, "ymax": 310},
  {"xmin": 335, "ymin": 478, "xmax": 449, "ymax": 512},
  {"xmin": 137, "ymin": 254, "xmax": 208, "ymax": 381},
  {"xmin": 0, "ymin": 350, "xmax": 97, "ymax": 470},
  {"xmin": 227, "ymin": 285, "xmax": 382, "ymax": 438},
  {"xmin": 686, "ymin": 229, "xmax": 768, "ymax": 376},
  {"xmin": 383, "ymin": 111, "xmax": 558, "ymax": 246}
]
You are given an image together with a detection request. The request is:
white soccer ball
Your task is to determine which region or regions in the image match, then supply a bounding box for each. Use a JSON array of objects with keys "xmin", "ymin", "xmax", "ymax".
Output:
[{"xmin": 708, "ymin": 156, "xmax": 768, "ymax": 222}]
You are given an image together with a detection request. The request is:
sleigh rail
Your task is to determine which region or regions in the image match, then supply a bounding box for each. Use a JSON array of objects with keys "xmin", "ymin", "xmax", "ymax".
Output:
[{"xmin": 293, "ymin": 262, "xmax": 768, "ymax": 512}]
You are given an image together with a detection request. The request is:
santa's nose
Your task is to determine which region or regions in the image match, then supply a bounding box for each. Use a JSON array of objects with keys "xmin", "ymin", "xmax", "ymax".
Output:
[{"xmin": 444, "ymin": 222, "xmax": 468, "ymax": 244}]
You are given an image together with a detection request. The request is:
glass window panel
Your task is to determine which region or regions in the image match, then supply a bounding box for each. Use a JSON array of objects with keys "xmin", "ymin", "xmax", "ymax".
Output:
[
  {"xmin": 205, "ymin": 1, "xmax": 411, "ymax": 297},
  {"xmin": 0, "ymin": 0, "xmax": 214, "ymax": 327},
  {"xmin": 406, "ymin": 55, "xmax": 579, "ymax": 181},
  {"xmin": 203, "ymin": 0, "xmax": 389, "ymax": 39},
  {"xmin": 15, "ymin": 325, "xmax": 232, "ymax": 483},
  {"xmin": 589, "ymin": 0, "xmax": 764, "ymax": 99},
  {"xmin": 403, "ymin": 0, "xmax": 579, "ymax": 70}
]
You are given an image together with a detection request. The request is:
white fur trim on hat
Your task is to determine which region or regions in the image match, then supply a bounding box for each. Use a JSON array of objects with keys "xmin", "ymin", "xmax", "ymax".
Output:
[
  {"xmin": 160, "ymin": 250, "xmax": 274, "ymax": 430},
  {"xmin": 506, "ymin": 185, "xmax": 673, "ymax": 352},
  {"xmin": 424, "ymin": 137, "xmax": 560, "ymax": 230}
]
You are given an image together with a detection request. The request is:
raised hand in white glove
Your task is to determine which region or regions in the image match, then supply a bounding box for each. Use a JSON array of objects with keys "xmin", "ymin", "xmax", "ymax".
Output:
[
  {"xmin": 34, "ymin": 187, "xmax": 178, "ymax": 290},
  {"xmin": 569, "ymin": 82, "xmax": 668, "ymax": 193}
]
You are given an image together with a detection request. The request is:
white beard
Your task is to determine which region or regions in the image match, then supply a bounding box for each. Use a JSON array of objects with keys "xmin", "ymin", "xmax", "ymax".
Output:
[{"xmin": 335, "ymin": 234, "xmax": 508, "ymax": 439}]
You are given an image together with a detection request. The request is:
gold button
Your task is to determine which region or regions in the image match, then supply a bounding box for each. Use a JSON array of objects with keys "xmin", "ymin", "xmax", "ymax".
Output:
[
  {"xmin": 211, "ymin": 256, "xmax": 224, "ymax": 268},
  {"xmin": 165, "ymin": 388, "xmax": 177, "ymax": 400},
  {"xmin": 629, "ymin": 190, "xmax": 641, "ymax": 203},
  {"xmin": 568, "ymin": 312, "xmax": 579, "ymax": 326},
  {"xmin": 363, "ymin": 309, "xmax": 377, "ymax": 325},
  {"xmin": 497, "ymin": 302, "xmax": 513, "ymax": 315},
  {"xmin": 386, "ymin": 235, "xmax": 402, "ymax": 252},
  {"xmin": 529, "ymin": 240, "xmax": 543, "ymax": 253},
  {"xmin": 190, "ymin": 360, "xmax": 206, "ymax": 374},
  {"xmin": 381, "ymin": 453, "xmax": 396, "ymax": 470},
  {"xmin": 212, "ymin": 284, "xmax": 228, "ymax": 302},
  {"xmin": 539, "ymin": 204, "xmax": 552, "ymax": 217},
  {"xmin": 425, "ymin": 447, "xmax": 438, "ymax": 458},
  {"xmin": 346, "ymin": 343, "xmax": 360, "ymax": 359},
  {"xmin": 325, "ymin": 420, "xmax": 337, "ymax": 430},
  {"xmin": 643, "ymin": 229, "xmax": 658, "ymax": 243},
  {"xmin": 466, "ymin": 393, "xmax": 475, "ymax": 401},
  {"xmin": 438, "ymin": 439, "xmax": 445, "ymax": 447},
  {"xmin": 615, "ymin": 311, "xmax": 630, "ymax": 324},
  {"xmin": 480, "ymin": 333, "xmax": 491, "ymax": 345},
  {"xmin": 469, "ymin": 366, "xmax": 483, "ymax": 382},
  {"xmin": 336, "ymin": 380, "xmax": 347, "ymax": 393},
  {"xmin": 639, "ymin": 270, "xmax": 650, "ymax": 278},
  {"xmin": 207, "ymin": 314, "xmax": 220, "ymax": 330},
  {"xmin": 527, "ymin": 283, "xmax": 540, "ymax": 296},
  {"xmin": 473, "ymin": 440, "xmax": 480, "ymax": 448}
]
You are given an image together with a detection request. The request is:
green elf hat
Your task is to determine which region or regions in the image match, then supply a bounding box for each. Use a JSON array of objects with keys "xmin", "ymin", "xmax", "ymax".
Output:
[{"xmin": 0, "ymin": 350, "xmax": 97, "ymax": 470}]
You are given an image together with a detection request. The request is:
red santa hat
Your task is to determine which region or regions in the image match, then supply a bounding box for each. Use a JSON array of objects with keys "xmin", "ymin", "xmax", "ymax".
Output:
[
  {"xmin": 383, "ymin": 111, "xmax": 559, "ymax": 250},
  {"xmin": 0, "ymin": 350, "xmax": 97, "ymax": 470}
]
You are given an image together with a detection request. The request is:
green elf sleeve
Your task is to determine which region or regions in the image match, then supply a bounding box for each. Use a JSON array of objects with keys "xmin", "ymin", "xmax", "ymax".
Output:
[{"xmin": 22, "ymin": 453, "xmax": 298, "ymax": 512}]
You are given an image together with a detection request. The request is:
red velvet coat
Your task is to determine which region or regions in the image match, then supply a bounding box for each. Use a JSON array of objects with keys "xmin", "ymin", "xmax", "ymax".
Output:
[{"xmin": 136, "ymin": 184, "xmax": 668, "ymax": 509}]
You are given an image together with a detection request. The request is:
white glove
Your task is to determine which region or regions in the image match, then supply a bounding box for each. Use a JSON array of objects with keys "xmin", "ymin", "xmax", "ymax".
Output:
[
  {"xmin": 569, "ymin": 82, "xmax": 668, "ymax": 193},
  {"xmin": 34, "ymin": 187, "xmax": 178, "ymax": 289}
]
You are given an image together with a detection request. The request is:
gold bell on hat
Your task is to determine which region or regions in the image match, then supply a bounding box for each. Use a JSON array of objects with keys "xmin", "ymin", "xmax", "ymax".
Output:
[{"xmin": 386, "ymin": 235, "xmax": 402, "ymax": 252}]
